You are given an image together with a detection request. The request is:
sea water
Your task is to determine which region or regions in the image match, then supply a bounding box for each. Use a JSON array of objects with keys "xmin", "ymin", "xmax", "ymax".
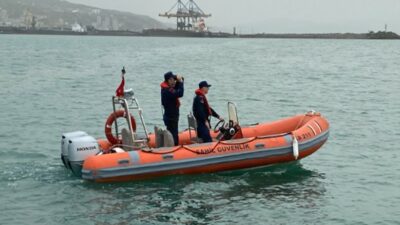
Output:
[{"xmin": 0, "ymin": 35, "xmax": 399, "ymax": 224}]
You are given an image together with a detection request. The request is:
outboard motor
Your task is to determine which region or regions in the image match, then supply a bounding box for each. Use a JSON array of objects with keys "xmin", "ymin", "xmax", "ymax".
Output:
[
  {"xmin": 68, "ymin": 135, "xmax": 100, "ymax": 176},
  {"xmin": 61, "ymin": 131, "xmax": 87, "ymax": 169}
]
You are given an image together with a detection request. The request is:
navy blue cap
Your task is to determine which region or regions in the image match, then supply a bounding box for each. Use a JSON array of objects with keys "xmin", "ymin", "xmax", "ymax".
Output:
[
  {"xmin": 164, "ymin": 71, "xmax": 177, "ymax": 81},
  {"xmin": 199, "ymin": 81, "xmax": 212, "ymax": 88}
]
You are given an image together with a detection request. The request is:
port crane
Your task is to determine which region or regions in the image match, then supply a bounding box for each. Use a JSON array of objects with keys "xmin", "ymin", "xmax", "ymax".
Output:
[{"xmin": 159, "ymin": 0, "xmax": 211, "ymax": 31}]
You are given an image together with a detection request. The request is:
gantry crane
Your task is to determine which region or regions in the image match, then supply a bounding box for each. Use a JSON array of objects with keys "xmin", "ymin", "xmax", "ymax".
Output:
[{"xmin": 159, "ymin": 0, "xmax": 211, "ymax": 31}]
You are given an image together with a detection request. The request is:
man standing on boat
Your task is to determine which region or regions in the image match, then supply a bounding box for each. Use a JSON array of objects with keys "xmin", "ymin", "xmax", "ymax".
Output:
[
  {"xmin": 193, "ymin": 81, "xmax": 224, "ymax": 143},
  {"xmin": 161, "ymin": 71, "xmax": 184, "ymax": 146}
]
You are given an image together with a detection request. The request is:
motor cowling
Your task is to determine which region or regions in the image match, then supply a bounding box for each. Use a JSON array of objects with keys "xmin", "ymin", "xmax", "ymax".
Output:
[
  {"xmin": 61, "ymin": 131, "xmax": 88, "ymax": 169},
  {"xmin": 68, "ymin": 135, "xmax": 100, "ymax": 176}
]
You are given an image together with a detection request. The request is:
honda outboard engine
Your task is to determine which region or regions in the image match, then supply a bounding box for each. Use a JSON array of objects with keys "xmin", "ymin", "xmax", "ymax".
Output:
[
  {"xmin": 61, "ymin": 131, "xmax": 87, "ymax": 169},
  {"xmin": 68, "ymin": 135, "xmax": 100, "ymax": 176},
  {"xmin": 61, "ymin": 132, "xmax": 100, "ymax": 176}
]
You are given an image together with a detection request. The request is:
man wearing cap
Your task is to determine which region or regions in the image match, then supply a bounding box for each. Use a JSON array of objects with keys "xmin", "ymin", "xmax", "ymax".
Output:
[
  {"xmin": 161, "ymin": 71, "xmax": 184, "ymax": 146},
  {"xmin": 192, "ymin": 81, "xmax": 224, "ymax": 143}
]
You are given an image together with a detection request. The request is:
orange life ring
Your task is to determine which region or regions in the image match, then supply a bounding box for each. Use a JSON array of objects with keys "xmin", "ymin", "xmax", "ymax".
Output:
[{"xmin": 105, "ymin": 110, "xmax": 136, "ymax": 145}]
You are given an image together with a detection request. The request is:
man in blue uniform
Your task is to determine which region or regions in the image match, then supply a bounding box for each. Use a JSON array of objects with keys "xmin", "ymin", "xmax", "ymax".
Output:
[
  {"xmin": 192, "ymin": 81, "xmax": 224, "ymax": 143},
  {"xmin": 161, "ymin": 71, "xmax": 184, "ymax": 146}
]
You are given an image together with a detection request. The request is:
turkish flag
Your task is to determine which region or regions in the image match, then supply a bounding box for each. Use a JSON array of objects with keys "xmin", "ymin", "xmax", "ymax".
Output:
[{"xmin": 115, "ymin": 74, "xmax": 125, "ymax": 97}]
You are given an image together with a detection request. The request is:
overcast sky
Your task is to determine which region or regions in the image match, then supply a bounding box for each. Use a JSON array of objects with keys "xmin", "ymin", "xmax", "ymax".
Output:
[{"xmin": 68, "ymin": 0, "xmax": 400, "ymax": 33}]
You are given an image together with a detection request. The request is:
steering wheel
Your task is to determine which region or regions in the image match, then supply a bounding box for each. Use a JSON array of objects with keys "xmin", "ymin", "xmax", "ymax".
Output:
[{"xmin": 213, "ymin": 120, "xmax": 226, "ymax": 133}]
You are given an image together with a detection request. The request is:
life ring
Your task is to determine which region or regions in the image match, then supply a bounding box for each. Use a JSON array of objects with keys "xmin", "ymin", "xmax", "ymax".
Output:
[{"xmin": 105, "ymin": 110, "xmax": 137, "ymax": 145}]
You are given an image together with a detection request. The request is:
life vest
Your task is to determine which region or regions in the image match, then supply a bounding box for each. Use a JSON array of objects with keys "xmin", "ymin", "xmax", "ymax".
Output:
[
  {"xmin": 160, "ymin": 81, "xmax": 181, "ymax": 107},
  {"xmin": 195, "ymin": 89, "xmax": 212, "ymax": 116}
]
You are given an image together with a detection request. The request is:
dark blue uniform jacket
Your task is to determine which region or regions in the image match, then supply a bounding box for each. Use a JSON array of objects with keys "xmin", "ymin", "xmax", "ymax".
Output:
[
  {"xmin": 161, "ymin": 81, "xmax": 184, "ymax": 121},
  {"xmin": 192, "ymin": 95, "xmax": 219, "ymax": 123}
]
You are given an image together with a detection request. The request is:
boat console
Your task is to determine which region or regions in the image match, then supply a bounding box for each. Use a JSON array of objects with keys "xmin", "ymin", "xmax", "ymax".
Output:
[{"xmin": 215, "ymin": 102, "xmax": 243, "ymax": 141}]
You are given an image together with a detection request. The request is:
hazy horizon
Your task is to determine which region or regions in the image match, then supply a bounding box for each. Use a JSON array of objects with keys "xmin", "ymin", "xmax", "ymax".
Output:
[{"xmin": 67, "ymin": 0, "xmax": 400, "ymax": 33}]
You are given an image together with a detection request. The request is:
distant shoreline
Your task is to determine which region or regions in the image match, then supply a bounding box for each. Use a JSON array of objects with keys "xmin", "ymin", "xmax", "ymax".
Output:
[
  {"xmin": 1, "ymin": 27, "xmax": 399, "ymax": 40},
  {"xmin": 239, "ymin": 32, "xmax": 400, "ymax": 40}
]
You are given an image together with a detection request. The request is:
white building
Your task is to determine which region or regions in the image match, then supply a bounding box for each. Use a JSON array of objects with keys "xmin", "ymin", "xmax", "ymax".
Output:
[
  {"xmin": 95, "ymin": 15, "xmax": 102, "ymax": 29},
  {"xmin": 0, "ymin": 9, "xmax": 9, "ymax": 25},
  {"xmin": 103, "ymin": 16, "xmax": 110, "ymax": 30},
  {"xmin": 72, "ymin": 23, "xmax": 85, "ymax": 32},
  {"xmin": 111, "ymin": 16, "xmax": 120, "ymax": 30}
]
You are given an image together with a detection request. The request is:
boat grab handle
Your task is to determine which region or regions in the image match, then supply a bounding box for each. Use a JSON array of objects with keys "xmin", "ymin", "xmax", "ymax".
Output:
[{"xmin": 292, "ymin": 134, "xmax": 299, "ymax": 160}]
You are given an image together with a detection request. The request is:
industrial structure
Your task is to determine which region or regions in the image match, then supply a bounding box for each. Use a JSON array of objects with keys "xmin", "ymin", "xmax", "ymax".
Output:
[{"xmin": 159, "ymin": 0, "xmax": 211, "ymax": 31}]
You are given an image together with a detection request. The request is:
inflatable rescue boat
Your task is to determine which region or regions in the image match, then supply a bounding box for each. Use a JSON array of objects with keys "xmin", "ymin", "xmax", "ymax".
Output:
[{"xmin": 61, "ymin": 89, "xmax": 329, "ymax": 183}]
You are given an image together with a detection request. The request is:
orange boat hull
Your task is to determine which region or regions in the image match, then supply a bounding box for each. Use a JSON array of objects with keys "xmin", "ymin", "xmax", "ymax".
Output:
[{"xmin": 83, "ymin": 112, "xmax": 329, "ymax": 182}]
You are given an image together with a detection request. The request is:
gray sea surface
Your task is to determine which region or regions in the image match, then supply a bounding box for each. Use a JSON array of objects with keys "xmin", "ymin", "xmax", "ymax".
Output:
[{"xmin": 0, "ymin": 35, "xmax": 399, "ymax": 225}]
